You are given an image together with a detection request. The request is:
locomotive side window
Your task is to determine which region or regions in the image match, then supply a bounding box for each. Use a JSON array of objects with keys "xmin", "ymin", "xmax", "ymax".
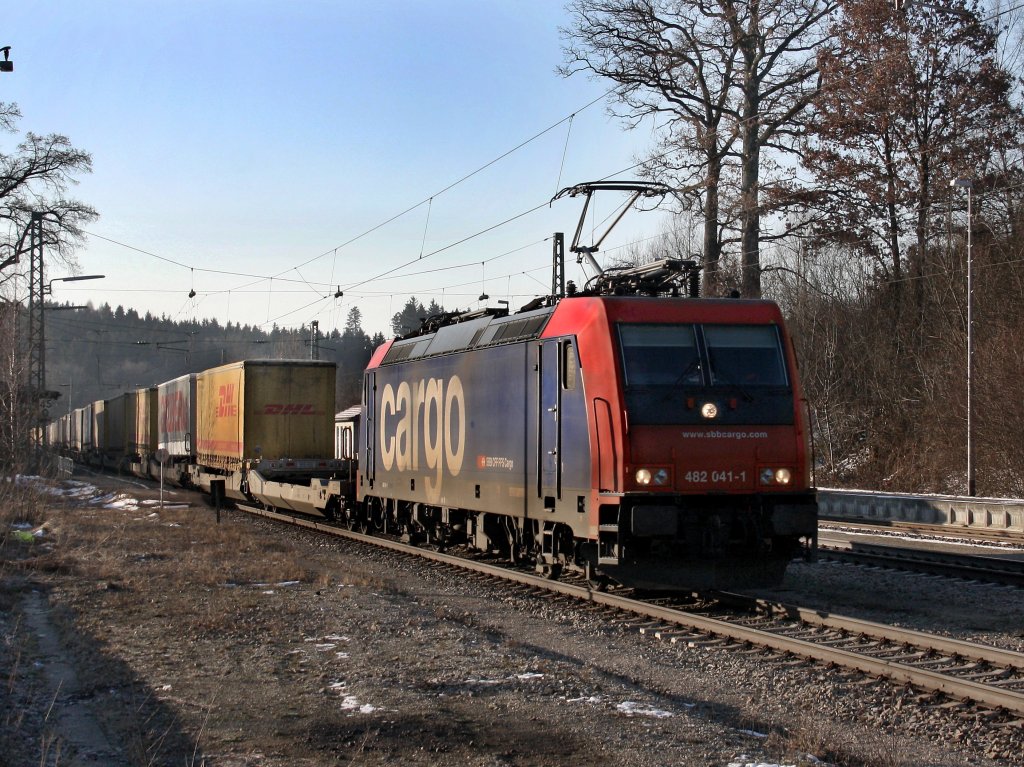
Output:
[
  {"xmin": 561, "ymin": 340, "xmax": 578, "ymax": 390},
  {"xmin": 704, "ymin": 325, "xmax": 787, "ymax": 387},
  {"xmin": 618, "ymin": 325, "xmax": 701, "ymax": 386}
]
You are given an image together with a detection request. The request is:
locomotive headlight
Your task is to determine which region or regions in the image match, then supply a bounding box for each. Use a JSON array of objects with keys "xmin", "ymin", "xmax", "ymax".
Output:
[
  {"xmin": 759, "ymin": 467, "xmax": 793, "ymax": 485},
  {"xmin": 636, "ymin": 468, "xmax": 653, "ymax": 486},
  {"xmin": 700, "ymin": 402, "xmax": 719, "ymax": 419}
]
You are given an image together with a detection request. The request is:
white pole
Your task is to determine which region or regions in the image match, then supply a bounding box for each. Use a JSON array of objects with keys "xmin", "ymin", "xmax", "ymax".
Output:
[
  {"xmin": 966, "ymin": 184, "xmax": 975, "ymax": 497},
  {"xmin": 951, "ymin": 178, "xmax": 975, "ymax": 496}
]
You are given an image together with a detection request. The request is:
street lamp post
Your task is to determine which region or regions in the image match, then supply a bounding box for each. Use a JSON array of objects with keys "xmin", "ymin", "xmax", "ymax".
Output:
[
  {"xmin": 47, "ymin": 274, "xmax": 106, "ymax": 294},
  {"xmin": 40, "ymin": 275, "xmax": 104, "ymax": 444},
  {"xmin": 951, "ymin": 178, "xmax": 974, "ymax": 496}
]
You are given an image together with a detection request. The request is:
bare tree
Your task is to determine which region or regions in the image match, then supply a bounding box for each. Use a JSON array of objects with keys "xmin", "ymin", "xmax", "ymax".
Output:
[
  {"xmin": 0, "ymin": 101, "xmax": 97, "ymax": 283},
  {"xmin": 562, "ymin": 0, "xmax": 740, "ymax": 294},
  {"xmin": 795, "ymin": 0, "xmax": 1022, "ymax": 303},
  {"xmin": 562, "ymin": 0, "xmax": 838, "ymax": 297},
  {"xmin": 0, "ymin": 102, "xmax": 97, "ymax": 471}
]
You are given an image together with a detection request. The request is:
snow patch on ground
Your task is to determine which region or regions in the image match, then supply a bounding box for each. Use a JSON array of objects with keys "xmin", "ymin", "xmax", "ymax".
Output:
[
  {"xmin": 325, "ymin": 681, "xmax": 378, "ymax": 714},
  {"xmin": 728, "ymin": 754, "xmax": 829, "ymax": 767},
  {"xmin": 340, "ymin": 695, "xmax": 377, "ymax": 714},
  {"xmin": 615, "ymin": 701, "xmax": 675, "ymax": 719},
  {"xmin": 467, "ymin": 672, "xmax": 545, "ymax": 685}
]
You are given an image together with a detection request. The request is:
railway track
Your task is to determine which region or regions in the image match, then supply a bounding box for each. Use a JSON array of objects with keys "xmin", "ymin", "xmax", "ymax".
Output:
[
  {"xmin": 235, "ymin": 503, "xmax": 1024, "ymax": 720},
  {"xmin": 817, "ymin": 539, "xmax": 1024, "ymax": 587}
]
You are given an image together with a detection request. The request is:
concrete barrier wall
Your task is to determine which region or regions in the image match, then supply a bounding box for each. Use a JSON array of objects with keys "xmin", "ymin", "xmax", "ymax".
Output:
[{"xmin": 819, "ymin": 489, "xmax": 1024, "ymax": 534}]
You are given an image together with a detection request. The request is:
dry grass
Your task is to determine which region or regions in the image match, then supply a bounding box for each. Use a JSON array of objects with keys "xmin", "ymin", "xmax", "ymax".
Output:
[
  {"xmin": 0, "ymin": 475, "xmax": 346, "ymax": 767},
  {"xmin": 0, "ymin": 478, "xmax": 50, "ymax": 542},
  {"xmin": 759, "ymin": 709, "xmax": 913, "ymax": 767},
  {"xmin": 0, "ymin": 573, "xmax": 65, "ymax": 767},
  {"xmin": 46, "ymin": 502, "xmax": 322, "ymax": 591},
  {"xmin": 0, "ymin": 476, "xmax": 57, "ymax": 765}
]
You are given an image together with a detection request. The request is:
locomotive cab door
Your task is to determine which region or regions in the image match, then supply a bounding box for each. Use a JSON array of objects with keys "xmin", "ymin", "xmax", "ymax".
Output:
[
  {"xmin": 537, "ymin": 340, "xmax": 562, "ymax": 508},
  {"xmin": 362, "ymin": 371, "xmax": 376, "ymax": 489}
]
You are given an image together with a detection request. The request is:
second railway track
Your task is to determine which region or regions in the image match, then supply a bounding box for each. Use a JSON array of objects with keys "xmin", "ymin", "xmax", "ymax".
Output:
[
  {"xmin": 818, "ymin": 520, "xmax": 1024, "ymax": 586},
  {"xmin": 817, "ymin": 539, "xmax": 1024, "ymax": 587}
]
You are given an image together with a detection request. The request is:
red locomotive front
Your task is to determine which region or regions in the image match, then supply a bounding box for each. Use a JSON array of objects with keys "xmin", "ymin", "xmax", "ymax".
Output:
[{"xmin": 544, "ymin": 295, "xmax": 817, "ymax": 589}]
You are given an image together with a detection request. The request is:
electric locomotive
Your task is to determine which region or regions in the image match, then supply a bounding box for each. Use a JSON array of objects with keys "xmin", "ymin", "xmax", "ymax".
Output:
[
  {"xmin": 353, "ymin": 182, "xmax": 817, "ymax": 590},
  {"xmin": 50, "ymin": 181, "xmax": 817, "ymax": 592}
]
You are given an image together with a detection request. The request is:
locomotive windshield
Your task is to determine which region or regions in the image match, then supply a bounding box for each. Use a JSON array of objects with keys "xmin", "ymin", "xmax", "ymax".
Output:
[
  {"xmin": 617, "ymin": 323, "xmax": 793, "ymax": 425},
  {"xmin": 704, "ymin": 325, "xmax": 788, "ymax": 387},
  {"xmin": 619, "ymin": 325, "xmax": 701, "ymax": 386}
]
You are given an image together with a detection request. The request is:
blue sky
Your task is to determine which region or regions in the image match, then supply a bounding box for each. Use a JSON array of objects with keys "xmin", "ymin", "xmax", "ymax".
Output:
[{"xmin": 4, "ymin": 1, "xmax": 669, "ymax": 337}]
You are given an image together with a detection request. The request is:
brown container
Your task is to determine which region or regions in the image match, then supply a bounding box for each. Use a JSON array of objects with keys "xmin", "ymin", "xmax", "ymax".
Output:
[
  {"xmin": 120, "ymin": 391, "xmax": 138, "ymax": 458},
  {"xmin": 134, "ymin": 386, "xmax": 158, "ymax": 455},
  {"xmin": 195, "ymin": 360, "xmax": 336, "ymax": 470}
]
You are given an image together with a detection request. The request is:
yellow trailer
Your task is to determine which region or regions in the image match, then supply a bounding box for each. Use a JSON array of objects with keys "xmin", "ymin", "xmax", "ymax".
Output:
[{"xmin": 195, "ymin": 360, "xmax": 336, "ymax": 471}]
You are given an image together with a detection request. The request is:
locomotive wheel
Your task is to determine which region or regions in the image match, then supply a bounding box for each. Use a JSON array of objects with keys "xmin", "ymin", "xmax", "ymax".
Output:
[
  {"xmin": 535, "ymin": 559, "xmax": 563, "ymax": 580},
  {"xmin": 584, "ymin": 562, "xmax": 609, "ymax": 592},
  {"xmin": 369, "ymin": 503, "xmax": 386, "ymax": 533}
]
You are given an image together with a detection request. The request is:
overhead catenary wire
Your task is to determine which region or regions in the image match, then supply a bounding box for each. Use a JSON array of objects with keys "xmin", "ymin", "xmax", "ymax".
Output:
[
  {"xmin": 60, "ymin": 156, "xmax": 1024, "ymax": 333},
  {"xmin": 72, "ymin": 0, "xmax": 1018, "ymax": 333},
  {"xmin": 278, "ymin": 87, "xmax": 616, "ymax": 277},
  {"xmin": 79, "ymin": 86, "xmax": 621, "ymax": 327},
  {"xmin": 419, "ymin": 198, "xmax": 433, "ymax": 260},
  {"xmin": 555, "ymin": 113, "xmax": 575, "ymax": 196}
]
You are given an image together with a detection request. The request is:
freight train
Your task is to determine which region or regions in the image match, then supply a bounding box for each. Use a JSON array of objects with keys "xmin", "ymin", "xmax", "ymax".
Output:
[
  {"xmin": 47, "ymin": 292, "xmax": 816, "ymax": 590},
  {"xmin": 45, "ymin": 183, "xmax": 818, "ymax": 590}
]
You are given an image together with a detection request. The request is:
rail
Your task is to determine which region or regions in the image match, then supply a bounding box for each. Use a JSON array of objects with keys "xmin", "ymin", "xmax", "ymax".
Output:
[
  {"xmin": 817, "ymin": 535, "xmax": 1024, "ymax": 587},
  {"xmin": 236, "ymin": 503, "xmax": 1024, "ymax": 718}
]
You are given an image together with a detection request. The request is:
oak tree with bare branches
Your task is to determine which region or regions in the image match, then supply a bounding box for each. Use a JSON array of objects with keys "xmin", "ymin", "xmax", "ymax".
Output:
[
  {"xmin": 562, "ymin": 0, "xmax": 839, "ymax": 296},
  {"xmin": 794, "ymin": 0, "xmax": 1022, "ymax": 300},
  {"xmin": 0, "ymin": 102, "xmax": 97, "ymax": 469}
]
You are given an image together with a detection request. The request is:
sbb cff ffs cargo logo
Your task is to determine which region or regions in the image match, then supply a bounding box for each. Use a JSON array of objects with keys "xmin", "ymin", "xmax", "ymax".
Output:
[{"xmin": 378, "ymin": 374, "xmax": 466, "ymax": 504}]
